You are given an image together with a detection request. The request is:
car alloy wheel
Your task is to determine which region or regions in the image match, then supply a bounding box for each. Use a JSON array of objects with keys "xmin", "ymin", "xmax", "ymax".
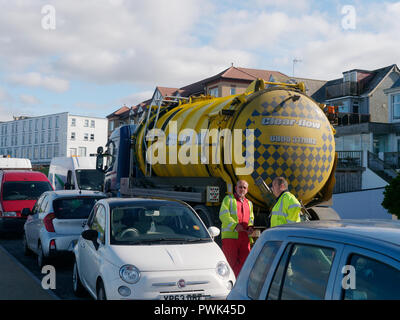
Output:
[
  {"xmin": 37, "ymin": 243, "xmax": 47, "ymax": 269},
  {"xmin": 72, "ymin": 260, "xmax": 87, "ymax": 297},
  {"xmin": 23, "ymin": 233, "xmax": 32, "ymax": 256}
]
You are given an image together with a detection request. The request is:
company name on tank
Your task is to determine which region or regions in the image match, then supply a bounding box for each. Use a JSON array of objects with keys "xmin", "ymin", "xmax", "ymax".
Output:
[{"xmin": 262, "ymin": 117, "xmax": 321, "ymax": 129}]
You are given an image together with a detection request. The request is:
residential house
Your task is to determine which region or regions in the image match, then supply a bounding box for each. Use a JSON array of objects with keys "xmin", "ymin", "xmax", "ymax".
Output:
[{"xmin": 325, "ymin": 64, "xmax": 400, "ymax": 192}]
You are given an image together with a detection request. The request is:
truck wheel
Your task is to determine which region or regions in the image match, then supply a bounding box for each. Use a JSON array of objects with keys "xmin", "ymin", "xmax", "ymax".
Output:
[{"xmin": 193, "ymin": 205, "xmax": 213, "ymax": 228}]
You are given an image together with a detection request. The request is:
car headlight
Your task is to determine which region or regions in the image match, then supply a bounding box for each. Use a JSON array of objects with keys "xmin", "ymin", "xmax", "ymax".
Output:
[
  {"xmin": 216, "ymin": 261, "xmax": 230, "ymax": 278},
  {"xmin": 119, "ymin": 265, "xmax": 141, "ymax": 284}
]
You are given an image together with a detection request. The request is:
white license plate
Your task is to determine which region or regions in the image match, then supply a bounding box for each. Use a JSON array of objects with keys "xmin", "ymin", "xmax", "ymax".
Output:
[{"xmin": 162, "ymin": 293, "xmax": 204, "ymax": 300}]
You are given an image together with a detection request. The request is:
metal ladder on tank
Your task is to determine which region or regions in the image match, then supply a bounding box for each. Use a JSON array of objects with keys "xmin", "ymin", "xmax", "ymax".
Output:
[{"xmin": 142, "ymin": 95, "xmax": 189, "ymax": 176}]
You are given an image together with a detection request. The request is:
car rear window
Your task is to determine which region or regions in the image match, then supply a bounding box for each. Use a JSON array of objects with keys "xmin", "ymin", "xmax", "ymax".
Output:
[
  {"xmin": 53, "ymin": 197, "xmax": 104, "ymax": 219},
  {"xmin": 2, "ymin": 181, "xmax": 53, "ymax": 201}
]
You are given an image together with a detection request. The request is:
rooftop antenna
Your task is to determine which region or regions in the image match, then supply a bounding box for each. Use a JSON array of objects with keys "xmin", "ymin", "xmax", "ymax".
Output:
[{"xmin": 292, "ymin": 58, "xmax": 302, "ymax": 77}]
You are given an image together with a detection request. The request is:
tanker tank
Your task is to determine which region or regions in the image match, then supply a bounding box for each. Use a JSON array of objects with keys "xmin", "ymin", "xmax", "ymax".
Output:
[{"xmin": 134, "ymin": 79, "xmax": 336, "ymax": 213}]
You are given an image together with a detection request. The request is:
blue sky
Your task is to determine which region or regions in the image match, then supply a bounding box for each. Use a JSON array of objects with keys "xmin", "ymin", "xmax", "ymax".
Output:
[{"xmin": 0, "ymin": 0, "xmax": 399, "ymax": 121}]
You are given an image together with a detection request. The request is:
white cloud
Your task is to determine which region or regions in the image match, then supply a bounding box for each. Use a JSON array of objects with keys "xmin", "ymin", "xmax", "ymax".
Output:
[
  {"xmin": 20, "ymin": 94, "xmax": 40, "ymax": 105},
  {"xmin": 117, "ymin": 90, "xmax": 154, "ymax": 106},
  {"xmin": 8, "ymin": 72, "xmax": 70, "ymax": 92}
]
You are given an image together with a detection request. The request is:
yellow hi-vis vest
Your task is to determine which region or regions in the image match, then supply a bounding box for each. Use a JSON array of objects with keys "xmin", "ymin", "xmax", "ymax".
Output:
[
  {"xmin": 270, "ymin": 191, "xmax": 301, "ymax": 228},
  {"xmin": 219, "ymin": 194, "xmax": 254, "ymax": 240}
]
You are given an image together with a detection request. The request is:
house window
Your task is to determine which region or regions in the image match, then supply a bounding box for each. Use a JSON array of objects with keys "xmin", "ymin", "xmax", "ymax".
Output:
[
  {"xmin": 78, "ymin": 147, "xmax": 87, "ymax": 156},
  {"xmin": 48, "ymin": 130, "xmax": 52, "ymax": 142},
  {"xmin": 35, "ymin": 132, "xmax": 39, "ymax": 144},
  {"xmin": 109, "ymin": 121, "xmax": 114, "ymax": 131},
  {"xmin": 209, "ymin": 87, "xmax": 219, "ymax": 97},
  {"xmin": 41, "ymin": 131, "xmax": 45, "ymax": 143},
  {"xmin": 54, "ymin": 144, "xmax": 59, "ymax": 157},
  {"xmin": 90, "ymin": 134, "xmax": 94, "ymax": 141},
  {"xmin": 90, "ymin": 120, "xmax": 95, "ymax": 128},
  {"xmin": 69, "ymin": 148, "xmax": 77, "ymax": 156},
  {"xmin": 338, "ymin": 100, "xmax": 350, "ymax": 113},
  {"xmin": 40, "ymin": 146, "xmax": 45, "ymax": 159},
  {"xmin": 230, "ymin": 86, "xmax": 236, "ymax": 95},
  {"xmin": 392, "ymin": 94, "xmax": 400, "ymax": 120},
  {"xmin": 84, "ymin": 133, "xmax": 88, "ymax": 141},
  {"xmin": 41, "ymin": 118, "xmax": 45, "ymax": 130},
  {"xmin": 84, "ymin": 119, "xmax": 89, "ymax": 127},
  {"xmin": 55, "ymin": 129, "xmax": 59, "ymax": 142},
  {"xmin": 48, "ymin": 117, "xmax": 52, "ymax": 129},
  {"xmin": 47, "ymin": 145, "xmax": 52, "ymax": 158},
  {"xmin": 71, "ymin": 118, "xmax": 76, "ymax": 127},
  {"xmin": 55, "ymin": 116, "xmax": 59, "ymax": 128},
  {"xmin": 35, "ymin": 119, "xmax": 39, "ymax": 131},
  {"xmin": 71, "ymin": 132, "xmax": 76, "ymax": 140}
]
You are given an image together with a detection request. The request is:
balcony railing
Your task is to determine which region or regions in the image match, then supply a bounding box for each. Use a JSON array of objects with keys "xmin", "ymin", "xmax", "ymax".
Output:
[
  {"xmin": 326, "ymin": 81, "xmax": 366, "ymax": 99},
  {"xmin": 383, "ymin": 152, "xmax": 400, "ymax": 169},
  {"xmin": 337, "ymin": 112, "xmax": 370, "ymax": 126},
  {"xmin": 368, "ymin": 151, "xmax": 398, "ymax": 182},
  {"xmin": 337, "ymin": 151, "xmax": 363, "ymax": 168}
]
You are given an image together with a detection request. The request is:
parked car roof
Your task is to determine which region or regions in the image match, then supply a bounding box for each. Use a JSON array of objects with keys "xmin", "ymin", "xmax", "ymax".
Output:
[
  {"xmin": 102, "ymin": 197, "xmax": 188, "ymax": 206},
  {"xmin": 266, "ymin": 219, "xmax": 400, "ymax": 248},
  {"xmin": 2, "ymin": 170, "xmax": 49, "ymax": 181},
  {"xmin": 45, "ymin": 190, "xmax": 106, "ymax": 198}
]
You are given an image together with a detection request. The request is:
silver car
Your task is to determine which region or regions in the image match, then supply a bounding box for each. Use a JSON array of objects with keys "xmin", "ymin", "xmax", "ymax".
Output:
[
  {"xmin": 22, "ymin": 190, "xmax": 106, "ymax": 268},
  {"xmin": 227, "ymin": 220, "xmax": 400, "ymax": 300}
]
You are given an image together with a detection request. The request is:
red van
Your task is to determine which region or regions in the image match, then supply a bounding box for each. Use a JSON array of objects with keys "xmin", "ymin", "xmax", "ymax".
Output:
[{"xmin": 0, "ymin": 170, "xmax": 53, "ymax": 234}]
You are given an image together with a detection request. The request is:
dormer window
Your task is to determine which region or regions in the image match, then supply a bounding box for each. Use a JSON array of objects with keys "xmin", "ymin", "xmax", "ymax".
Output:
[{"xmin": 343, "ymin": 71, "xmax": 357, "ymax": 82}]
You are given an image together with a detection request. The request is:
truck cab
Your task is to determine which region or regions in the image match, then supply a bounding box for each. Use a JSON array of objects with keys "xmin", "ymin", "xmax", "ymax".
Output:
[{"xmin": 100, "ymin": 124, "xmax": 138, "ymax": 196}]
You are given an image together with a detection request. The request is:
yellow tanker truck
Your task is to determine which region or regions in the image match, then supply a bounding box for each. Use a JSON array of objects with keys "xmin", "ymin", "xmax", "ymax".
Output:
[{"xmin": 97, "ymin": 79, "xmax": 339, "ymax": 229}]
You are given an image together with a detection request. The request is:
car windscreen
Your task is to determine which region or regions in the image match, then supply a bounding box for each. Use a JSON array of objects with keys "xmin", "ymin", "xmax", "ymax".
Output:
[
  {"xmin": 2, "ymin": 181, "xmax": 53, "ymax": 201},
  {"xmin": 75, "ymin": 169, "xmax": 104, "ymax": 191},
  {"xmin": 109, "ymin": 202, "xmax": 211, "ymax": 245},
  {"xmin": 53, "ymin": 197, "xmax": 105, "ymax": 219}
]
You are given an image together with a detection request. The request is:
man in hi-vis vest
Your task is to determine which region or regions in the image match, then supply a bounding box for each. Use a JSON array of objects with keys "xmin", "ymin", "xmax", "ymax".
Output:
[
  {"xmin": 270, "ymin": 177, "xmax": 301, "ymax": 227},
  {"xmin": 219, "ymin": 180, "xmax": 254, "ymax": 277}
]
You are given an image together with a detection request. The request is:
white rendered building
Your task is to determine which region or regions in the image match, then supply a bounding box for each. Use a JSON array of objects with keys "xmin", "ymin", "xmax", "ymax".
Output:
[{"xmin": 0, "ymin": 112, "xmax": 108, "ymax": 165}]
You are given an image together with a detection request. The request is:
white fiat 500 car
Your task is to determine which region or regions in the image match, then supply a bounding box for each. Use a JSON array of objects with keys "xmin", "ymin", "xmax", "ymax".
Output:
[{"xmin": 73, "ymin": 197, "xmax": 235, "ymax": 300}]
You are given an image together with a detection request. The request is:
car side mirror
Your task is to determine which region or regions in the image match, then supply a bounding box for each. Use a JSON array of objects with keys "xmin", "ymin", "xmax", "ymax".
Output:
[
  {"xmin": 21, "ymin": 208, "xmax": 32, "ymax": 217},
  {"xmin": 208, "ymin": 226, "xmax": 220, "ymax": 239},
  {"xmin": 82, "ymin": 229, "xmax": 99, "ymax": 250}
]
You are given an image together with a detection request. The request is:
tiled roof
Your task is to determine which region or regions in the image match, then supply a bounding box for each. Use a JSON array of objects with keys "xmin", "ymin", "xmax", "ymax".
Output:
[
  {"xmin": 106, "ymin": 106, "xmax": 130, "ymax": 118},
  {"xmin": 391, "ymin": 77, "xmax": 400, "ymax": 89},
  {"xmin": 325, "ymin": 64, "xmax": 399, "ymax": 98},
  {"xmin": 178, "ymin": 66, "xmax": 289, "ymax": 97},
  {"xmin": 157, "ymin": 86, "xmax": 179, "ymax": 97},
  {"xmin": 289, "ymin": 77, "xmax": 328, "ymax": 103}
]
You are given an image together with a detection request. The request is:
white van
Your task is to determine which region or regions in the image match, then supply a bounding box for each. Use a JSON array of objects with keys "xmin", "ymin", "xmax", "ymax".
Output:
[
  {"xmin": 0, "ymin": 157, "xmax": 32, "ymax": 170},
  {"xmin": 48, "ymin": 157, "xmax": 104, "ymax": 191}
]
